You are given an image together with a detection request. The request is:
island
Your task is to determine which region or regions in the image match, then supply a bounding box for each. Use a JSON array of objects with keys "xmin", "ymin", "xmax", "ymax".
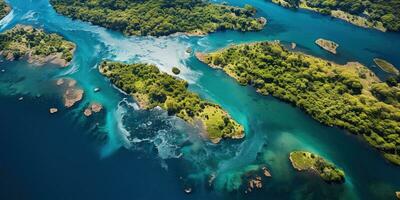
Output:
[
  {"xmin": 0, "ymin": 25, "xmax": 76, "ymax": 67},
  {"xmin": 289, "ymin": 151, "xmax": 345, "ymax": 183},
  {"xmin": 196, "ymin": 41, "xmax": 400, "ymax": 165},
  {"xmin": 315, "ymin": 38, "xmax": 339, "ymax": 54},
  {"xmin": 271, "ymin": 0, "xmax": 400, "ymax": 32},
  {"xmin": 49, "ymin": 0, "xmax": 265, "ymax": 37},
  {"xmin": 0, "ymin": 0, "xmax": 10, "ymax": 19},
  {"xmin": 374, "ymin": 58, "xmax": 399, "ymax": 75},
  {"xmin": 99, "ymin": 61, "xmax": 244, "ymax": 143}
]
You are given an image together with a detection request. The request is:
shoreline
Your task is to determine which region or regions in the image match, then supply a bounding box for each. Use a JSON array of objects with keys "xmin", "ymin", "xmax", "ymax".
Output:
[{"xmin": 271, "ymin": 0, "xmax": 387, "ymax": 32}]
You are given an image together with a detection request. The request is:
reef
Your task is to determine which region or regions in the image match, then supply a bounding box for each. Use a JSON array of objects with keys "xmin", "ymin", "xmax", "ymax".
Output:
[
  {"xmin": 197, "ymin": 41, "xmax": 400, "ymax": 165},
  {"xmin": 83, "ymin": 103, "xmax": 103, "ymax": 117},
  {"xmin": 289, "ymin": 151, "xmax": 345, "ymax": 183},
  {"xmin": 99, "ymin": 61, "xmax": 244, "ymax": 143},
  {"xmin": 0, "ymin": 25, "xmax": 75, "ymax": 67},
  {"xmin": 56, "ymin": 78, "xmax": 84, "ymax": 108}
]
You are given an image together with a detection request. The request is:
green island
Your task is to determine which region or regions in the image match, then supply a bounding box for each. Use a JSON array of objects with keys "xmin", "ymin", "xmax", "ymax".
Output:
[
  {"xmin": 374, "ymin": 58, "xmax": 399, "ymax": 75},
  {"xmin": 272, "ymin": 0, "xmax": 400, "ymax": 32},
  {"xmin": 289, "ymin": 151, "xmax": 345, "ymax": 183},
  {"xmin": 0, "ymin": 0, "xmax": 10, "ymax": 20},
  {"xmin": 99, "ymin": 61, "xmax": 244, "ymax": 143},
  {"xmin": 0, "ymin": 25, "xmax": 76, "ymax": 67},
  {"xmin": 196, "ymin": 41, "xmax": 400, "ymax": 165},
  {"xmin": 49, "ymin": 0, "xmax": 266, "ymax": 36},
  {"xmin": 315, "ymin": 38, "xmax": 339, "ymax": 54}
]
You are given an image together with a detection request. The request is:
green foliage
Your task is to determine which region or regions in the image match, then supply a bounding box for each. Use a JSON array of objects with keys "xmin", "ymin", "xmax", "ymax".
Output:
[
  {"xmin": 0, "ymin": 0, "xmax": 10, "ymax": 20},
  {"xmin": 286, "ymin": 0, "xmax": 400, "ymax": 31},
  {"xmin": 50, "ymin": 0, "xmax": 265, "ymax": 36},
  {"xmin": 0, "ymin": 25, "xmax": 75, "ymax": 62},
  {"xmin": 99, "ymin": 61, "xmax": 243, "ymax": 141},
  {"xmin": 290, "ymin": 151, "xmax": 345, "ymax": 183},
  {"xmin": 200, "ymin": 41, "xmax": 400, "ymax": 165}
]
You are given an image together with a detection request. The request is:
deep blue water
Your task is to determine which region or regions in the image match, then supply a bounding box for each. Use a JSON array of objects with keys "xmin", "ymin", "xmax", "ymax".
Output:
[{"xmin": 0, "ymin": 0, "xmax": 399, "ymax": 199}]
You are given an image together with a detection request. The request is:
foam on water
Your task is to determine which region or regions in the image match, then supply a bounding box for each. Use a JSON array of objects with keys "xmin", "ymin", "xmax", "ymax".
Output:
[{"xmin": 0, "ymin": 10, "xmax": 14, "ymax": 29}]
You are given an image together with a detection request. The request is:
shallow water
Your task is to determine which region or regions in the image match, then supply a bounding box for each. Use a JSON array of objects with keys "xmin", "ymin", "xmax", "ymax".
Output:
[{"xmin": 0, "ymin": 0, "xmax": 399, "ymax": 199}]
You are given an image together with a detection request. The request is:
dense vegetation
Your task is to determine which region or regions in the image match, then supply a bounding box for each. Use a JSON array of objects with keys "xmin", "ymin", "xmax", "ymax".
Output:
[
  {"xmin": 290, "ymin": 151, "xmax": 345, "ymax": 183},
  {"xmin": 50, "ymin": 0, "xmax": 265, "ymax": 36},
  {"xmin": 0, "ymin": 25, "xmax": 75, "ymax": 64},
  {"xmin": 276, "ymin": 0, "xmax": 400, "ymax": 31},
  {"xmin": 0, "ymin": 0, "xmax": 10, "ymax": 20},
  {"xmin": 99, "ymin": 61, "xmax": 244, "ymax": 142},
  {"xmin": 197, "ymin": 41, "xmax": 400, "ymax": 165}
]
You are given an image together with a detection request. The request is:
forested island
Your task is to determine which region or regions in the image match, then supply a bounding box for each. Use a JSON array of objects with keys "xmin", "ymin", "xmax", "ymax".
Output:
[
  {"xmin": 0, "ymin": 0, "xmax": 10, "ymax": 19},
  {"xmin": 289, "ymin": 151, "xmax": 345, "ymax": 183},
  {"xmin": 99, "ymin": 61, "xmax": 244, "ymax": 143},
  {"xmin": 272, "ymin": 0, "xmax": 400, "ymax": 32},
  {"xmin": 50, "ymin": 0, "xmax": 265, "ymax": 36},
  {"xmin": 196, "ymin": 41, "xmax": 400, "ymax": 165},
  {"xmin": 374, "ymin": 58, "xmax": 399, "ymax": 75},
  {"xmin": 0, "ymin": 25, "xmax": 75, "ymax": 67}
]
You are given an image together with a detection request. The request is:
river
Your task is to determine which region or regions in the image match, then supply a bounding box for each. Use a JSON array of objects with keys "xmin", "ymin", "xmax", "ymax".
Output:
[{"xmin": 0, "ymin": 0, "xmax": 399, "ymax": 199}]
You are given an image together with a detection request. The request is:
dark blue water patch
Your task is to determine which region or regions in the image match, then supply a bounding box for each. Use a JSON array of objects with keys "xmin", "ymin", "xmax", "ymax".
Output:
[{"xmin": 0, "ymin": 95, "xmax": 201, "ymax": 200}]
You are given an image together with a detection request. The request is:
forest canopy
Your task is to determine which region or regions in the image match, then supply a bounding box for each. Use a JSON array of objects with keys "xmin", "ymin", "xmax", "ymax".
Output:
[
  {"xmin": 50, "ymin": 0, "xmax": 265, "ymax": 36},
  {"xmin": 197, "ymin": 41, "xmax": 400, "ymax": 165},
  {"xmin": 0, "ymin": 25, "xmax": 76, "ymax": 65}
]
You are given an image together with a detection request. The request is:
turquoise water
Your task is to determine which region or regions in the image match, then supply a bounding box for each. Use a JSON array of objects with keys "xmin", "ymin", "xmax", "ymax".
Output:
[{"xmin": 0, "ymin": 0, "xmax": 399, "ymax": 199}]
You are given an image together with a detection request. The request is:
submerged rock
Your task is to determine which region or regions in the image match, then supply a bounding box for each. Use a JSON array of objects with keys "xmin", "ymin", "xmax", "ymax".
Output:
[
  {"xmin": 18, "ymin": 97, "xmax": 23, "ymax": 101},
  {"xmin": 49, "ymin": 108, "xmax": 58, "ymax": 114},
  {"xmin": 262, "ymin": 166, "xmax": 272, "ymax": 177},
  {"xmin": 83, "ymin": 108, "xmax": 92, "ymax": 116},
  {"xmin": 56, "ymin": 78, "xmax": 64, "ymax": 86},
  {"xmin": 184, "ymin": 187, "xmax": 192, "ymax": 194},
  {"xmin": 291, "ymin": 42, "xmax": 296, "ymax": 49},
  {"xmin": 396, "ymin": 191, "xmax": 400, "ymax": 199}
]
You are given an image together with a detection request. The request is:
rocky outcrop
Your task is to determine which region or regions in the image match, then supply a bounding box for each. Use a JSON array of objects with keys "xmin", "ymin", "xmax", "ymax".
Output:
[
  {"xmin": 315, "ymin": 38, "xmax": 339, "ymax": 54},
  {"xmin": 83, "ymin": 103, "xmax": 103, "ymax": 117}
]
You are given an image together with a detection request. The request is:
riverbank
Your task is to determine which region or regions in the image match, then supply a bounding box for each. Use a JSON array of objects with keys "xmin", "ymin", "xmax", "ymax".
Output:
[{"xmin": 271, "ymin": 0, "xmax": 388, "ymax": 32}]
